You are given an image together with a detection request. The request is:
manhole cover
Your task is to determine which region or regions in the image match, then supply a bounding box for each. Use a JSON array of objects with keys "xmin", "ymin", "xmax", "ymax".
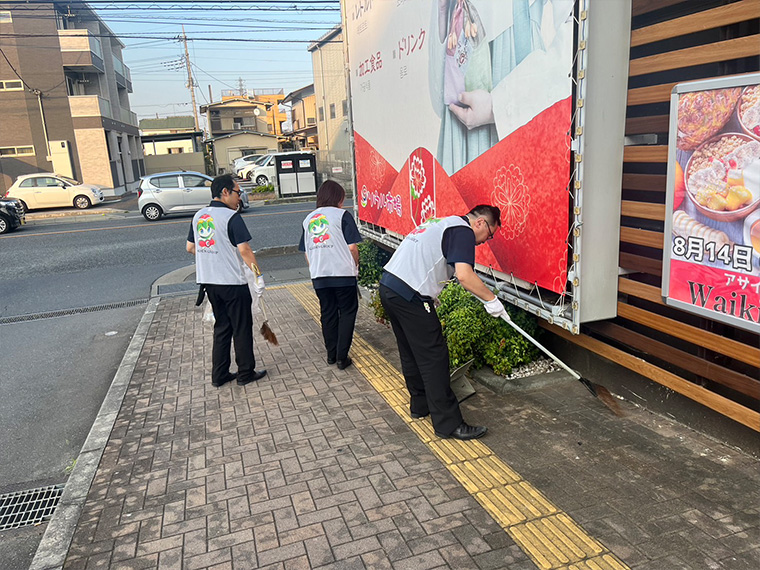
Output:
[{"xmin": 0, "ymin": 484, "xmax": 65, "ymax": 530}]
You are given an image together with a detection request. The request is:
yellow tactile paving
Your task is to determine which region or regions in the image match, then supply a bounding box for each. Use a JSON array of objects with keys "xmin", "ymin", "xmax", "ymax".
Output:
[{"xmin": 287, "ymin": 283, "xmax": 630, "ymax": 570}]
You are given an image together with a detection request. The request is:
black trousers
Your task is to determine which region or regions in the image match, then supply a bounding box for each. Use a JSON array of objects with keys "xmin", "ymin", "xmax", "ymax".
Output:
[
  {"xmin": 315, "ymin": 285, "xmax": 359, "ymax": 361},
  {"xmin": 205, "ymin": 284, "xmax": 256, "ymax": 384},
  {"xmin": 379, "ymin": 284, "xmax": 463, "ymax": 435}
]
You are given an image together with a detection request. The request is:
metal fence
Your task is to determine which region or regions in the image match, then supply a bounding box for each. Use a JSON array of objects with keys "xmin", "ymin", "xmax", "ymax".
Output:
[{"xmin": 314, "ymin": 149, "xmax": 354, "ymax": 194}]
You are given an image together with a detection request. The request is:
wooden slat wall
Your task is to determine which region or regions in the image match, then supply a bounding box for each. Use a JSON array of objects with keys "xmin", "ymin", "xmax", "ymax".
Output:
[{"xmin": 561, "ymin": 0, "xmax": 760, "ymax": 431}]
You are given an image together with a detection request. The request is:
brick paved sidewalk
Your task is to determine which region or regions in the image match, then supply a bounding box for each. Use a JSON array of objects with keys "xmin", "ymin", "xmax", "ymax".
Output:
[
  {"xmin": 61, "ymin": 288, "xmax": 536, "ymax": 569},
  {"xmin": 51, "ymin": 284, "xmax": 760, "ymax": 570}
]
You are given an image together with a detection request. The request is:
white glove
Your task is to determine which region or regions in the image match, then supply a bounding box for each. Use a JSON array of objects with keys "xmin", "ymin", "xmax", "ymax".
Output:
[
  {"xmin": 483, "ymin": 296, "xmax": 509, "ymax": 320},
  {"xmin": 251, "ymin": 275, "xmax": 265, "ymax": 296}
]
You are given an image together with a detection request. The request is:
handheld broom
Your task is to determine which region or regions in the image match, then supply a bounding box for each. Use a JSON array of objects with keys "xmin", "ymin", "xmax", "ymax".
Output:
[{"xmin": 259, "ymin": 296, "xmax": 279, "ymax": 346}]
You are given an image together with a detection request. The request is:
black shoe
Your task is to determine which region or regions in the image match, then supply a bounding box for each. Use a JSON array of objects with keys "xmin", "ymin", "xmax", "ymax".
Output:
[
  {"xmin": 237, "ymin": 369, "xmax": 267, "ymax": 385},
  {"xmin": 212, "ymin": 372, "xmax": 237, "ymax": 387},
  {"xmin": 327, "ymin": 356, "xmax": 337, "ymax": 365},
  {"xmin": 410, "ymin": 411, "xmax": 429, "ymax": 419},
  {"xmin": 435, "ymin": 422, "xmax": 487, "ymax": 440},
  {"xmin": 336, "ymin": 357, "xmax": 352, "ymax": 370}
]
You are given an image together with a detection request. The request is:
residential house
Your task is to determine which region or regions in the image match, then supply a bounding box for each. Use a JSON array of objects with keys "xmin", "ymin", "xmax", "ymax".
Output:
[
  {"xmin": 220, "ymin": 89, "xmax": 288, "ymax": 136},
  {"xmin": 200, "ymin": 97, "xmax": 271, "ymax": 138},
  {"xmin": 0, "ymin": 1, "xmax": 143, "ymax": 195},
  {"xmin": 206, "ymin": 132, "xmax": 279, "ymax": 175},
  {"xmin": 139, "ymin": 116, "xmax": 205, "ymax": 175},
  {"xmin": 308, "ymin": 25, "xmax": 351, "ymax": 185},
  {"xmin": 282, "ymin": 84, "xmax": 318, "ymax": 150}
]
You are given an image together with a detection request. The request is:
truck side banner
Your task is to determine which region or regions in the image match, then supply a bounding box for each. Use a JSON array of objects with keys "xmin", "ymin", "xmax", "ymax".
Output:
[{"xmin": 345, "ymin": 0, "xmax": 575, "ymax": 293}]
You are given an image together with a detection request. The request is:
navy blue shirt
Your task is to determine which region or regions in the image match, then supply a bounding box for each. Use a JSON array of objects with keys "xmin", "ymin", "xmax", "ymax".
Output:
[
  {"xmin": 187, "ymin": 201, "xmax": 251, "ymax": 246},
  {"xmin": 299, "ymin": 209, "xmax": 363, "ymax": 289},
  {"xmin": 380, "ymin": 216, "xmax": 475, "ymax": 301}
]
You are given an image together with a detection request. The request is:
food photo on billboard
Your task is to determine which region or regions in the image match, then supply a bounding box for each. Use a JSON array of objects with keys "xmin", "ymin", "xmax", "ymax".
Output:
[{"xmin": 663, "ymin": 73, "xmax": 760, "ymax": 333}]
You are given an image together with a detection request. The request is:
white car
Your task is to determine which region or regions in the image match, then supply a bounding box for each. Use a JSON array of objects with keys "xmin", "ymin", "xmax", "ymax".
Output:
[
  {"xmin": 232, "ymin": 154, "xmax": 267, "ymax": 175},
  {"xmin": 138, "ymin": 171, "xmax": 248, "ymax": 221},
  {"xmin": 239, "ymin": 151, "xmax": 313, "ymax": 185},
  {"xmin": 6, "ymin": 173, "xmax": 105, "ymax": 211}
]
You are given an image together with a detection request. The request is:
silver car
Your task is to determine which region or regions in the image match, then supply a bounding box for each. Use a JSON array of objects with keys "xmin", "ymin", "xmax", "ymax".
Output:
[{"xmin": 138, "ymin": 171, "xmax": 249, "ymax": 221}]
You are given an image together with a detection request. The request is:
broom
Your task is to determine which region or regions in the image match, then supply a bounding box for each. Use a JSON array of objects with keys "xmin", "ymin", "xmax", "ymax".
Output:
[
  {"xmin": 259, "ymin": 296, "xmax": 279, "ymax": 346},
  {"xmin": 499, "ymin": 314, "xmax": 622, "ymax": 416}
]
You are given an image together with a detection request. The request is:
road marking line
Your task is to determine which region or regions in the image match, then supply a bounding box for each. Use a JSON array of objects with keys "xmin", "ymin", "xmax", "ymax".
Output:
[
  {"xmin": 0, "ymin": 208, "xmax": 315, "ymax": 239},
  {"xmin": 287, "ymin": 283, "xmax": 630, "ymax": 570}
]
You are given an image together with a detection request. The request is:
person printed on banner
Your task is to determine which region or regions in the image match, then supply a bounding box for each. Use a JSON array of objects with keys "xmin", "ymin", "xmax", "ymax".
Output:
[
  {"xmin": 379, "ymin": 205, "xmax": 508, "ymax": 440},
  {"xmin": 299, "ymin": 180, "xmax": 363, "ymax": 370},
  {"xmin": 431, "ymin": 0, "xmax": 575, "ymax": 173},
  {"xmin": 187, "ymin": 174, "xmax": 267, "ymax": 387}
]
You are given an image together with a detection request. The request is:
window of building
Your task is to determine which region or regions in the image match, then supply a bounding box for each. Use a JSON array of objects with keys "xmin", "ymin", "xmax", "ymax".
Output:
[
  {"xmin": 342, "ymin": 99, "xmax": 348, "ymax": 117},
  {"xmin": 0, "ymin": 146, "xmax": 34, "ymax": 157},
  {"xmin": 329, "ymin": 104, "xmax": 336, "ymax": 119},
  {"xmin": 167, "ymin": 147, "xmax": 184, "ymax": 154},
  {"xmin": 307, "ymin": 117, "xmax": 316, "ymax": 125},
  {"xmin": 0, "ymin": 11, "xmax": 12, "ymax": 24},
  {"xmin": 318, "ymin": 106, "xmax": 324, "ymax": 121},
  {"xmin": 0, "ymin": 80, "xmax": 23, "ymax": 91}
]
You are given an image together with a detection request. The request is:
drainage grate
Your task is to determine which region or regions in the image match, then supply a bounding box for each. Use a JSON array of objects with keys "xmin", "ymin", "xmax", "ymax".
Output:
[
  {"xmin": 0, "ymin": 484, "xmax": 65, "ymax": 530},
  {"xmin": 0, "ymin": 299, "xmax": 148, "ymax": 325}
]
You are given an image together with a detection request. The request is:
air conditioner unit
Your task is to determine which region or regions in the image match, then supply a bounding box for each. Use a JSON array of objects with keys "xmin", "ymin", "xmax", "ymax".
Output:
[{"xmin": 233, "ymin": 124, "xmax": 242, "ymax": 130}]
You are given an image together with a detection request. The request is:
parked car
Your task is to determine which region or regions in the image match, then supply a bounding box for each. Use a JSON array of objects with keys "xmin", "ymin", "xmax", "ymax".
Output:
[
  {"xmin": 138, "ymin": 171, "xmax": 249, "ymax": 221},
  {"xmin": 232, "ymin": 154, "xmax": 268, "ymax": 175},
  {"xmin": 239, "ymin": 151, "xmax": 313, "ymax": 185},
  {"xmin": 0, "ymin": 197, "xmax": 25, "ymax": 234},
  {"xmin": 6, "ymin": 173, "xmax": 105, "ymax": 211}
]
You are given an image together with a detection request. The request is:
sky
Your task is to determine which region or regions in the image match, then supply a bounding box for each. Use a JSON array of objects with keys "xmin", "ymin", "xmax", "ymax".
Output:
[{"xmin": 96, "ymin": 1, "xmax": 343, "ymax": 121}]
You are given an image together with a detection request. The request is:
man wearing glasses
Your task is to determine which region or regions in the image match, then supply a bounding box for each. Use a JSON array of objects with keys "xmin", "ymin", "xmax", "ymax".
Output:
[
  {"xmin": 187, "ymin": 174, "xmax": 267, "ymax": 388},
  {"xmin": 379, "ymin": 205, "xmax": 508, "ymax": 440}
]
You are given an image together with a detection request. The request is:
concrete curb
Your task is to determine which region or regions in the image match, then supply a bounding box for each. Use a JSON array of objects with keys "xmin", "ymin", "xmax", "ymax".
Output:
[
  {"xmin": 148, "ymin": 245, "xmax": 300, "ymax": 297},
  {"xmin": 29, "ymin": 297, "xmax": 160, "ymax": 570},
  {"xmin": 255, "ymin": 244, "xmax": 300, "ymax": 257}
]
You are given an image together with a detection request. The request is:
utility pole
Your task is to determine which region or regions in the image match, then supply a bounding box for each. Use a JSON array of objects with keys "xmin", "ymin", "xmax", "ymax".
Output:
[{"xmin": 183, "ymin": 26, "xmax": 200, "ymax": 132}]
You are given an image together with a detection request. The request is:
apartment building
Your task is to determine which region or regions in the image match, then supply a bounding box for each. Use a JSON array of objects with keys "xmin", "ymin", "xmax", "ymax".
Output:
[
  {"xmin": 0, "ymin": 1, "xmax": 142, "ymax": 195},
  {"xmin": 282, "ymin": 84, "xmax": 318, "ymax": 150},
  {"xmin": 308, "ymin": 25, "xmax": 351, "ymax": 184}
]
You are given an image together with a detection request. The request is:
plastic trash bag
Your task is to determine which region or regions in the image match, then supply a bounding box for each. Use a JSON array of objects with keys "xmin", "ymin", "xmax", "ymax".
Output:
[{"xmin": 201, "ymin": 298, "xmax": 215, "ymax": 325}]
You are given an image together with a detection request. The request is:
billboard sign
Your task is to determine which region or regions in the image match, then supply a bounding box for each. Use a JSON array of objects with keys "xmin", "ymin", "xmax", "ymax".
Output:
[
  {"xmin": 345, "ymin": 0, "xmax": 575, "ymax": 294},
  {"xmin": 663, "ymin": 74, "xmax": 760, "ymax": 333}
]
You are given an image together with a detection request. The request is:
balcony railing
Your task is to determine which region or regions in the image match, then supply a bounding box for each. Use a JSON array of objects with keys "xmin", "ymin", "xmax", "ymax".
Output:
[
  {"xmin": 120, "ymin": 106, "xmax": 138, "ymax": 126},
  {"xmin": 69, "ymin": 95, "xmax": 111, "ymax": 119},
  {"xmin": 58, "ymin": 29, "xmax": 104, "ymax": 73},
  {"xmin": 113, "ymin": 56, "xmax": 132, "ymax": 90}
]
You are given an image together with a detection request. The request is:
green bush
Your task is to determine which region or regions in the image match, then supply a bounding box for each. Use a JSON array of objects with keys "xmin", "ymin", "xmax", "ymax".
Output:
[
  {"xmin": 251, "ymin": 184, "xmax": 274, "ymax": 194},
  {"xmin": 357, "ymin": 240, "xmax": 391, "ymax": 287},
  {"xmin": 436, "ymin": 283, "xmax": 540, "ymax": 375}
]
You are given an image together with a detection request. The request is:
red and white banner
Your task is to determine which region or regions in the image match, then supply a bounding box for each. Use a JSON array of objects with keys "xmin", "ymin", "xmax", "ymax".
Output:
[{"xmin": 346, "ymin": 0, "xmax": 575, "ymax": 293}]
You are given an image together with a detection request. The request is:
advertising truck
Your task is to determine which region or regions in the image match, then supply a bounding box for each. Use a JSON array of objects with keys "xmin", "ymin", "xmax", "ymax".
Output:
[{"xmin": 341, "ymin": 0, "xmax": 633, "ymax": 334}]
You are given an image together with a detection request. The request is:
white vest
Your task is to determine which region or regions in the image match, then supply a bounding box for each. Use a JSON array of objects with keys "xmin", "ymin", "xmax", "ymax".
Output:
[
  {"xmin": 302, "ymin": 206, "xmax": 357, "ymax": 279},
  {"xmin": 384, "ymin": 216, "xmax": 470, "ymax": 299},
  {"xmin": 192, "ymin": 206, "xmax": 246, "ymax": 285}
]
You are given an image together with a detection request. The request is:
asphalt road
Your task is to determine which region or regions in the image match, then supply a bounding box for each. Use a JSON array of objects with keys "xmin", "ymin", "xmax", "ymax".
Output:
[{"xmin": 0, "ymin": 196, "xmax": 323, "ymax": 569}]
